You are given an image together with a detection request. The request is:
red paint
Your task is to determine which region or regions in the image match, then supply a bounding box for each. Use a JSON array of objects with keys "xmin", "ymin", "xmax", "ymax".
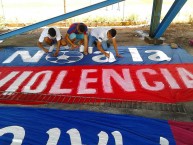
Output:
[
  {"xmin": 0, "ymin": 64, "xmax": 193, "ymax": 104},
  {"xmin": 169, "ymin": 120, "xmax": 193, "ymax": 145}
]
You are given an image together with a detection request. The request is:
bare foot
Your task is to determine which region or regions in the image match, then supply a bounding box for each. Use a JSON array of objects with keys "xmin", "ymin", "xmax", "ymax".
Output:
[{"xmin": 84, "ymin": 51, "xmax": 88, "ymax": 55}]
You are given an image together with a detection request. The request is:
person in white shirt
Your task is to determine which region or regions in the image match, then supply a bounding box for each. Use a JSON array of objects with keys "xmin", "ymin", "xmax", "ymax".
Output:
[
  {"xmin": 88, "ymin": 27, "xmax": 122, "ymax": 58},
  {"xmin": 37, "ymin": 27, "xmax": 67, "ymax": 56}
]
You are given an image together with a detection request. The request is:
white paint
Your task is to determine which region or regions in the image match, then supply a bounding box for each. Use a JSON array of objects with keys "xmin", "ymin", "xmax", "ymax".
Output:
[
  {"xmin": 92, "ymin": 51, "xmax": 113, "ymax": 63},
  {"xmin": 0, "ymin": 126, "xmax": 25, "ymax": 145},
  {"xmin": 161, "ymin": 68, "xmax": 180, "ymax": 89},
  {"xmin": 108, "ymin": 53, "xmax": 116, "ymax": 63},
  {"xmin": 77, "ymin": 69, "xmax": 97, "ymax": 94},
  {"xmin": 2, "ymin": 67, "xmax": 193, "ymax": 95},
  {"xmin": 160, "ymin": 137, "xmax": 169, "ymax": 145},
  {"xmin": 4, "ymin": 71, "xmax": 32, "ymax": 95},
  {"xmin": 66, "ymin": 128, "xmax": 82, "ymax": 145},
  {"xmin": 46, "ymin": 128, "xmax": 61, "ymax": 145},
  {"xmin": 49, "ymin": 71, "xmax": 72, "ymax": 94},
  {"xmin": 145, "ymin": 50, "xmax": 171, "ymax": 61},
  {"xmin": 0, "ymin": 71, "xmax": 19, "ymax": 88},
  {"xmin": 128, "ymin": 47, "xmax": 143, "ymax": 62},
  {"xmin": 22, "ymin": 71, "xmax": 52, "ymax": 93},
  {"xmin": 102, "ymin": 69, "xmax": 135, "ymax": 93},
  {"xmin": 111, "ymin": 131, "xmax": 123, "ymax": 145},
  {"xmin": 177, "ymin": 67, "xmax": 193, "ymax": 88},
  {"xmin": 137, "ymin": 69, "xmax": 164, "ymax": 91},
  {"xmin": 98, "ymin": 131, "xmax": 108, "ymax": 145},
  {"xmin": 2, "ymin": 50, "xmax": 45, "ymax": 63}
]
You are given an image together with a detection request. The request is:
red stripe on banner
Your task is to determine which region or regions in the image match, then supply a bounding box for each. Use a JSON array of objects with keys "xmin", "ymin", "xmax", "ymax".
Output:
[
  {"xmin": 169, "ymin": 120, "xmax": 193, "ymax": 145},
  {"xmin": 0, "ymin": 64, "xmax": 193, "ymax": 104}
]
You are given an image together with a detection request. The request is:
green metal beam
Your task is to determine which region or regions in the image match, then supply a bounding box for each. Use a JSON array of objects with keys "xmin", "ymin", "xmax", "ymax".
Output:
[
  {"xmin": 149, "ymin": 0, "xmax": 163, "ymax": 37},
  {"xmin": 153, "ymin": 0, "xmax": 187, "ymax": 38}
]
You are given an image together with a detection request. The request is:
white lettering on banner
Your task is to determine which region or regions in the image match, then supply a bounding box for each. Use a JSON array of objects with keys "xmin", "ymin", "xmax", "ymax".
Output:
[
  {"xmin": 128, "ymin": 48, "xmax": 143, "ymax": 62},
  {"xmin": 2, "ymin": 50, "xmax": 44, "ymax": 63},
  {"xmin": 145, "ymin": 50, "xmax": 171, "ymax": 61},
  {"xmin": 1, "ymin": 67, "xmax": 193, "ymax": 95},
  {"xmin": 160, "ymin": 69, "xmax": 180, "ymax": 89},
  {"xmin": 22, "ymin": 71, "xmax": 52, "ymax": 93},
  {"xmin": 46, "ymin": 128, "xmax": 123, "ymax": 145},
  {"xmin": 92, "ymin": 51, "xmax": 113, "ymax": 63},
  {"xmin": 98, "ymin": 131, "xmax": 108, "ymax": 145},
  {"xmin": 3, "ymin": 71, "xmax": 32, "ymax": 95},
  {"xmin": 49, "ymin": 71, "xmax": 72, "ymax": 94},
  {"xmin": 67, "ymin": 129, "xmax": 82, "ymax": 145},
  {"xmin": 136, "ymin": 69, "xmax": 164, "ymax": 91},
  {"xmin": 160, "ymin": 137, "xmax": 169, "ymax": 145},
  {"xmin": 177, "ymin": 67, "xmax": 193, "ymax": 88},
  {"xmin": 78, "ymin": 69, "xmax": 98, "ymax": 94},
  {"xmin": 0, "ymin": 71, "xmax": 19, "ymax": 88},
  {"xmin": 0, "ymin": 126, "xmax": 169, "ymax": 145},
  {"xmin": 1, "ymin": 49, "xmax": 172, "ymax": 64},
  {"xmin": 46, "ymin": 128, "xmax": 61, "ymax": 145},
  {"xmin": 111, "ymin": 131, "xmax": 123, "ymax": 145},
  {"xmin": 0, "ymin": 126, "xmax": 25, "ymax": 145},
  {"xmin": 102, "ymin": 69, "xmax": 135, "ymax": 93}
]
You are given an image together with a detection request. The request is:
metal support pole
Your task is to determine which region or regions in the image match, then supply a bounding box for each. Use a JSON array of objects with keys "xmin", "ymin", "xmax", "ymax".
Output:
[
  {"xmin": 153, "ymin": 0, "xmax": 187, "ymax": 38},
  {"xmin": 64, "ymin": 0, "xmax": 66, "ymax": 14},
  {"xmin": 149, "ymin": 0, "xmax": 163, "ymax": 37},
  {"xmin": 0, "ymin": 0, "xmax": 124, "ymax": 40}
]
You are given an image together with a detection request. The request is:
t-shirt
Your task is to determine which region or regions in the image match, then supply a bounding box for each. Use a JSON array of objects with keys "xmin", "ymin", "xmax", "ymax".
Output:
[
  {"xmin": 90, "ymin": 27, "xmax": 115, "ymax": 42},
  {"xmin": 67, "ymin": 23, "xmax": 88, "ymax": 35},
  {"xmin": 38, "ymin": 27, "xmax": 62, "ymax": 43}
]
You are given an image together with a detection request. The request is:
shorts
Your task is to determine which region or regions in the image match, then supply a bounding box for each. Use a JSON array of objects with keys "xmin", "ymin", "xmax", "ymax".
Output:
[
  {"xmin": 88, "ymin": 34, "xmax": 108, "ymax": 50},
  {"xmin": 69, "ymin": 33, "xmax": 84, "ymax": 40},
  {"xmin": 50, "ymin": 39, "xmax": 57, "ymax": 45},
  {"xmin": 50, "ymin": 36, "xmax": 62, "ymax": 45}
]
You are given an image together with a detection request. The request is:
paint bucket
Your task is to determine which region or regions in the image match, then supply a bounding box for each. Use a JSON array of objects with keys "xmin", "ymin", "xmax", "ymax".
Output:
[
  {"xmin": 88, "ymin": 47, "xmax": 93, "ymax": 54},
  {"xmin": 79, "ymin": 45, "xmax": 84, "ymax": 52}
]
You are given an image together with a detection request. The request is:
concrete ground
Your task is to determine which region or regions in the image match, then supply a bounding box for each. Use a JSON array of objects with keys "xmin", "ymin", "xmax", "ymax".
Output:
[{"xmin": 0, "ymin": 24, "xmax": 193, "ymax": 122}]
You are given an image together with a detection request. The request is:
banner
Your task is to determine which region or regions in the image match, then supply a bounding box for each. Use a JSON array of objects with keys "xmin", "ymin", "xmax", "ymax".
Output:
[
  {"xmin": 0, "ymin": 107, "xmax": 193, "ymax": 145},
  {"xmin": 0, "ymin": 46, "xmax": 193, "ymax": 104},
  {"xmin": 1, "ymin": 46, "xmax": 193, "ymax": 67}
]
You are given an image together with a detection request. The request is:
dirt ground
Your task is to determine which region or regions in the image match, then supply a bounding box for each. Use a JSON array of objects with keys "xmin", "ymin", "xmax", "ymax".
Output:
[
  {"xmin": 0, "ymin": 23, "xmax": 193, "ymax": 122},
  {"xmin": 1, "ymin": 23, "xmax": 193, "ymax": 54}
]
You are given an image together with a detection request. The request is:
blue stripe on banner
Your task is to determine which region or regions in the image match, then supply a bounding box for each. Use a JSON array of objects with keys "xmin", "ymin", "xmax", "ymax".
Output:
[
  {"xmin": 0, "ymin": 45, "xmax": 193, "ymax": 66},
  {"xmin": 0, "ymin": 107, "xmax": 176, "ymax": 145}
]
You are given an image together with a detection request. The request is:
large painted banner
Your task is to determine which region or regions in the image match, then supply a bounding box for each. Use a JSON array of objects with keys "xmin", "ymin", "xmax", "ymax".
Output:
[
  {"xmin": 1, "ymin": 46, "xmax": 193, "ymax": 66},
  {"xmin": 0, "ymin": 107, "xmax": 192, "ymax": 145},
  {"xmin": 0, "ymin": 46, "xmax": 193, "ymax": 104}
]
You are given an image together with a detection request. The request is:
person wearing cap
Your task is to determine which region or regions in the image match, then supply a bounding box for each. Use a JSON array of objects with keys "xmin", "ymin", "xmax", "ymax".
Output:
[
  {"xmin": 88, "ymin": 27, "xmax": 122, "ymax": 58},
  {"xmin": 65, "ymin": 22, "xmax": 88, "ymax": 55},
  {"xmin": 37, "ymin": 27, "xmax": 67, "ymax": 56}
]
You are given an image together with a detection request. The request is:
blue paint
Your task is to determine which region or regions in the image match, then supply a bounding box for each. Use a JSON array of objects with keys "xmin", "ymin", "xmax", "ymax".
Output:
[
  {"xmin": 0, "ymin": 45, "xmax": 193, "ymax": 66},
  {"xmin": 0, "ymin": 107, "xmax": 176, "ymax": 145},
  {"xmin": 153, "ymin": 0, "xmax": 187, "ymax": 38}
]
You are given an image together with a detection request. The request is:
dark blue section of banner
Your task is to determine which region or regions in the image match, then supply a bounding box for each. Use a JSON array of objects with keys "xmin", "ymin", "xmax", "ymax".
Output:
[
  {"xmin": 0, "ymin": 107, "xmax": 176, "ymax": 145},
  {"xmin": 0, "ymin": 45, "xmax": 193, "ymax": 66}
]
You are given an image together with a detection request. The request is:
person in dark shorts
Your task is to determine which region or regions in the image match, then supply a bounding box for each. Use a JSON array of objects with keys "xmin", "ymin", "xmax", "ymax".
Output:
[
  {"xmin": 37, "ymin": 27, "xmax": 67, "ymax": 56},
  {"xmin": 88, "ymin": 27, "xmax": 122, "ymax": 58}
]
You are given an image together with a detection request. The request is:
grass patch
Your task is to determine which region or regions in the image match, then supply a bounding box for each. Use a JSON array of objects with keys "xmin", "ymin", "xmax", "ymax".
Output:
[{"xmin": 0, "ymin": 16, "xmax": 5, "ymax": 30}]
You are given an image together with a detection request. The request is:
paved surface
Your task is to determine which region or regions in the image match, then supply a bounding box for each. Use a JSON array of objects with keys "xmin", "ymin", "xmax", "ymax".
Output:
[{"xmin": 0, "ymin": 25, "xmax": 193, "ymax": 122}]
